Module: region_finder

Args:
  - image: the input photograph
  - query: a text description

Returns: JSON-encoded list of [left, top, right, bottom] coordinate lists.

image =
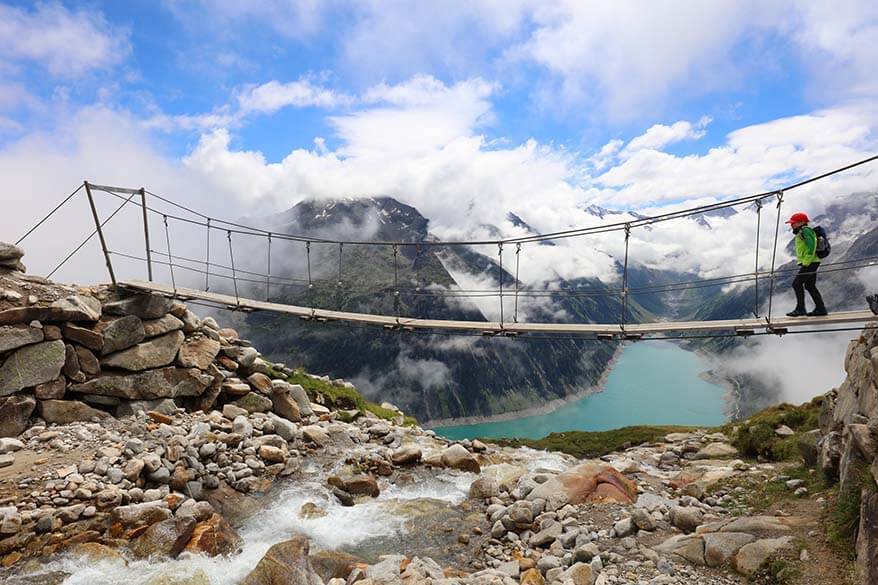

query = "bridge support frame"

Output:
[[83, 181, 117, 286]]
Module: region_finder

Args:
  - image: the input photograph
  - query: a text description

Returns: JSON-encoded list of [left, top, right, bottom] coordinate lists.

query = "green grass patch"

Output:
[[286, 369, 417, 424], [489, 425, 700, 459], [718, 465, 827, 516], [826, 468, 876, 559], [723, 397, 822, 461]]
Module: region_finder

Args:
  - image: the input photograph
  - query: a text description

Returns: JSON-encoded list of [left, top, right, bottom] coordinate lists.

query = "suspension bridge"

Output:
[[15, 155, 878, 341]]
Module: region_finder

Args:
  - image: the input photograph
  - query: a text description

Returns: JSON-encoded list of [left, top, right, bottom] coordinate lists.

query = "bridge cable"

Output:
[[766, 191, 785, 322], [15, 183, 84, 246], [163, 215, 177, 293], [513, 243, 521, 323], [498, 242, 504, 329], [204, 219, 211, 291], [47, 190, 136, 280], [620, 223, 632, 327], [753, 198, 763, 318], [121, 154, 877, 248], [227, 231, 239, 307], [393, 244, 400, 318], [306, 241, 314, 313], [337, 242, 344, 311], [266, 233, 272, 302]]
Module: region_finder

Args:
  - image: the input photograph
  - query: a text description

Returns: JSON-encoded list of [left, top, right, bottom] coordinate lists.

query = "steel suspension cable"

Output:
[[337, 242, 343, 310], [163, 215, 177, 292], [47, 190, 136, 279], [514, 243, 521, 323], [498, 242, 504, 328], [16, 184, 84, 246], [266, 233, 272, 301], [620, 224, 631, 326], [227, 231, 239, 306], [753, 199, 763, 317], [102, 154, 878, 248], [766, 191, 785, 321], [306, 241, 314, 311], [204, 219, 211, 291], [393, 244, 400, 317]]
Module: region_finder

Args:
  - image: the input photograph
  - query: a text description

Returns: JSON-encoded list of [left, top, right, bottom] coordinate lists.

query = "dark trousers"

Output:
[[792, 263, 825, 311]]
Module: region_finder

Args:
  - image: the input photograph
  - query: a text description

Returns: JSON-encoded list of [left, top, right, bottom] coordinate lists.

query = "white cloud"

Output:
[[0, 107, 219, 285], [0, 3, 130, 77], [331, 76, 497, 157], [725, 328, 854, 405], [179, 75, 878, 297], [144, 77, 353, 132], [790, 1, 878, 100], [624, 117, 711, 153], [237, 79, 354, 114], [4, 77, 877, 328]]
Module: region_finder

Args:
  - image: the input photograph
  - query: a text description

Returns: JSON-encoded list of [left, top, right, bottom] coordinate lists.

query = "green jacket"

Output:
[[795, 225, 819, 267]]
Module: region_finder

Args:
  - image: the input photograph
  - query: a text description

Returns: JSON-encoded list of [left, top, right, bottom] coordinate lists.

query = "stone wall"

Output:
[[0, 241, 310, 438], [818, 326, 878, 584]]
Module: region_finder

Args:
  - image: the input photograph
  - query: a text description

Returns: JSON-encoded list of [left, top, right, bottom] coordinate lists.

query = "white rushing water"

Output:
[[27, 449, 572, 584], [41, 468, 475, 584]]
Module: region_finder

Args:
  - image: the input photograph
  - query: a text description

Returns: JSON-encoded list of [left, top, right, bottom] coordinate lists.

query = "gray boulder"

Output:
[[0, 340, 65, 396], [732, 537, 794, 576], [286, 383, 313, 417], [232, 392, 273, 414], [0, 395, 35, 437], [74, 345, 101, 375], [0, 243, 24, 262], [242, 535, 322, 585], [670, 506, 703, 533], [99, 315, 145, 355], [38, 399, 111, 424], [142, 314, 184, 338], [61, 323, 103, 351], [177, 336, 220, 370], [0, 295, 101, 325], [101, 330, 184, 371], [0, 323, 44, 353], [70, 367, 212, 400], [104, 292, 174, 320], [703, 532, 756, 567]]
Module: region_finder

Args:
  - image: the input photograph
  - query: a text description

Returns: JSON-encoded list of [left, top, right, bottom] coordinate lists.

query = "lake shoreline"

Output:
[[692, 347, 739, 421], [423, 344, 626, 429]]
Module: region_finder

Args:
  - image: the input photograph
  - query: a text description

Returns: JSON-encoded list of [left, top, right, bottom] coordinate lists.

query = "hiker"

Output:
[[785, 212, 827, 317]]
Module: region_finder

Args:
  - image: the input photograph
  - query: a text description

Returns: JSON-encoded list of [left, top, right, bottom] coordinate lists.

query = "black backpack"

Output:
[[813, 225, 831, 259]]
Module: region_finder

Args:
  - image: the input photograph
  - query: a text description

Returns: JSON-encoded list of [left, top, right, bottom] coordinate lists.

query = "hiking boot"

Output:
[[868, 294, 878, 315], [786, 309, 807, 317], [807, 307, 828, 317]]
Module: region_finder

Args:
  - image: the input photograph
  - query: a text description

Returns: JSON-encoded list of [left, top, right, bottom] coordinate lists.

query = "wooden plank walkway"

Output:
[[120, 280, 878, 337]]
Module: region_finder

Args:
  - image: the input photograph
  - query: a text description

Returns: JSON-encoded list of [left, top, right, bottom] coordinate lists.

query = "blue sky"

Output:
[[1, 0, 877, 283]]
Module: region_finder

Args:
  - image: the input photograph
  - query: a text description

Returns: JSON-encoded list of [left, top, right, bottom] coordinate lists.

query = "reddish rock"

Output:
[[528, 461, 637, 508], [241, 535, 322, 585], [184, 513, 243, 557]]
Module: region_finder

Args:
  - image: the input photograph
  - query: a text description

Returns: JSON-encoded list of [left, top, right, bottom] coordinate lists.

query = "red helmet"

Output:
[[785, 212, 809, 225]]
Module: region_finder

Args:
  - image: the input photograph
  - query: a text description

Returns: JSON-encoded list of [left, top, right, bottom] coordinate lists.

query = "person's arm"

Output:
[[801, 227, 817, 266]]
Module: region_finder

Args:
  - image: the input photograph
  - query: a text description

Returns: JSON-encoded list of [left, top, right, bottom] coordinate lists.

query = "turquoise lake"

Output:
[[434, 341, 727, 440]]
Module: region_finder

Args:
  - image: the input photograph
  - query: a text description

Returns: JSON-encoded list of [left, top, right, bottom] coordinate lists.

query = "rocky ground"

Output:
[[0, 241, 862, 584], [0, 393, 844, 585]]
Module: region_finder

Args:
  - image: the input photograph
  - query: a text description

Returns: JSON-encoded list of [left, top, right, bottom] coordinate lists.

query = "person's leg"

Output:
[[788, 268, 807, 316], [803, 264, 826, 315], [868, 293, 878, 315]]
